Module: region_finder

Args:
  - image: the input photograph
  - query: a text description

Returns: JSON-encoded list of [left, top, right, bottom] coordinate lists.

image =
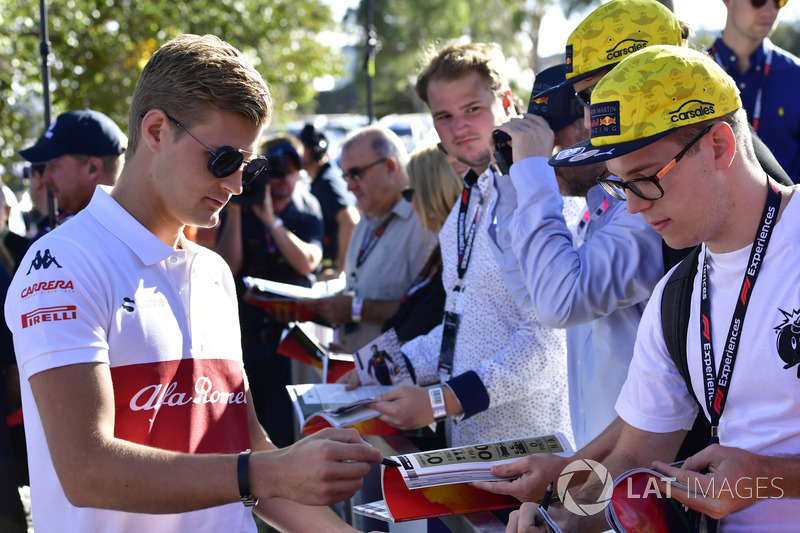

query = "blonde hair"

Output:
[[128, 34, 272, 155], [407, 143, 462, 232]]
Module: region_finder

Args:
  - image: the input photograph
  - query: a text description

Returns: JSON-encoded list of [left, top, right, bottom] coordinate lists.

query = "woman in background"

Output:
[[381, 142, 462, 342]]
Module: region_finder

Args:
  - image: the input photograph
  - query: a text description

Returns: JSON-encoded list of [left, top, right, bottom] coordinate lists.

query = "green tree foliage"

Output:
[[0, 0, 345, 184], [347, 0, 599, 117]]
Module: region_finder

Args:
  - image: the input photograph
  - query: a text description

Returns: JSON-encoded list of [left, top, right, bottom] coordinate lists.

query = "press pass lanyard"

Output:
[[356, 214, 394, 269], [437, 170, 481, 377], [699, 180, 781, 444], [454, 171, 481, 294], [712, 42, 773, 133]]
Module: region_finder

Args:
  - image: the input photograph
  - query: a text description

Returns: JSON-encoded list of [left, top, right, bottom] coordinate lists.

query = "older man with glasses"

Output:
[[304, 125, 435, 351], [710, 0, 800, 183]]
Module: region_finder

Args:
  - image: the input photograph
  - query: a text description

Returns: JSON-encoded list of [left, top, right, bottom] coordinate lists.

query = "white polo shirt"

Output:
[[6, 186, 255, 533]]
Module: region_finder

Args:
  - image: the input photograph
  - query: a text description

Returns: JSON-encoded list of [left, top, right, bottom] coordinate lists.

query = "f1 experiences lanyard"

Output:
[[700, 179, 781, 444], [712, 42, 774, 133]]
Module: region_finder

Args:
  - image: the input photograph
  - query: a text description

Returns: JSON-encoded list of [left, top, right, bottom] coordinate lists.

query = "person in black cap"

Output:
[[18, 109, 126, 217], [298, 123, 359, 279], [216, 134, 323, 447], [472, 62, 665, 503]]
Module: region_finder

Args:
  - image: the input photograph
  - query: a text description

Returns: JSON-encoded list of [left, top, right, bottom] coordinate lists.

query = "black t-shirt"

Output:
[[218, 186, 323, 330], [309, 162, 356, 267]]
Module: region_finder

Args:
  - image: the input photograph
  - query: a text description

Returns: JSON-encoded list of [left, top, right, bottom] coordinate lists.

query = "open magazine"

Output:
[[242, 275, 345, 326], [353, 434, 573, 523], [276, 325, 353, 383], [285, 383, 401, 435], [605, 464, 716, 533]]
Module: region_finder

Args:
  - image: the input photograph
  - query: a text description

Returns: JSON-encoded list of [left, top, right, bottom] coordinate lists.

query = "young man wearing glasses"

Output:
[[710, 0, 800, 183], [509, 45, 800, 533], [5, 34, 382, 533], [304, 125, 434, 351]]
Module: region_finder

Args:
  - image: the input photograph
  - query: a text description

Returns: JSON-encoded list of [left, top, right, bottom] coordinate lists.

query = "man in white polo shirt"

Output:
[[6, 33, 381, 533]]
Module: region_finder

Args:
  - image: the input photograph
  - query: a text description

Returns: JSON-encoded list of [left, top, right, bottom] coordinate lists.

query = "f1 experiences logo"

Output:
[[556, 459, 613, 516]]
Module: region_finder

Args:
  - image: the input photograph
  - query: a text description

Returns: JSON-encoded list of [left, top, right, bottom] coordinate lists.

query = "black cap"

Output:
[[19, 109, 126, 164]]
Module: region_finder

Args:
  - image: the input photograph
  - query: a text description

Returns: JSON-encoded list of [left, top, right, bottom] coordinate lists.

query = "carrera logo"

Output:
[[606, 39, 648, 60], [21, 279, 74, 299], [21, 305, 77, 328], [669, 100, 716, 122], [26, 249, 62, 275]]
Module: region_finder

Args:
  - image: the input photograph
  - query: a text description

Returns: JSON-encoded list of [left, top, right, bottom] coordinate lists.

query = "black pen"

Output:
[[381, 457, 401, 467], [540, 481, 554, 511]]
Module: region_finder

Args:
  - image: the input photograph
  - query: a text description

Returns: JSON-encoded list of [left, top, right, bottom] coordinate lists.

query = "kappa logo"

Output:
[[774, 308, 800, 378], [669, 100, 716, 123], [26, 249, 62, 275]]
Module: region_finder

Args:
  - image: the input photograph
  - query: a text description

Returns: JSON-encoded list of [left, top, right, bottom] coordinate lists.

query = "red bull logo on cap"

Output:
[[590, 102, 621, 138]]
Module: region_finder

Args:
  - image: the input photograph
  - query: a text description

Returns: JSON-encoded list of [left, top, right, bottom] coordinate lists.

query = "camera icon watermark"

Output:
[[556, 459, 613, 516]]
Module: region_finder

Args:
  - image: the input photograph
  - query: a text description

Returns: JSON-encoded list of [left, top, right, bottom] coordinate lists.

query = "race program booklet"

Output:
[[393, 433, 573, 489], [285, 383, 400, 435], [605, 464, 714, 533]]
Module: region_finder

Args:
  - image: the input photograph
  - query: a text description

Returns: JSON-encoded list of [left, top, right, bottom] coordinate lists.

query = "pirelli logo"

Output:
[[21, 305, 77, 328]]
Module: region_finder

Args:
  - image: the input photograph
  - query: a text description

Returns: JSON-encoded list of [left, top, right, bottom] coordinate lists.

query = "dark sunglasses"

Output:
[[342, 157, 387, 181], [401, 187, 415, 202], [141, 112, 267, 184], [751, 0, 787, 8], [597, 123, 715, 201], [575, 86, 594, 108]]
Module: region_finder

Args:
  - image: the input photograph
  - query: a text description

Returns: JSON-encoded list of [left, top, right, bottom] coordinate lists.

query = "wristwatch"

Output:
[[238, 451, 258, 507], [351, 296, 363, 323], [428, 385, 447, 421]]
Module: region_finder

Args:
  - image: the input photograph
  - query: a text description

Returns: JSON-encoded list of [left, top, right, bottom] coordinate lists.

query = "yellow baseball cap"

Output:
[[550, 45, 742, 167], [534, 0, 682, 99]]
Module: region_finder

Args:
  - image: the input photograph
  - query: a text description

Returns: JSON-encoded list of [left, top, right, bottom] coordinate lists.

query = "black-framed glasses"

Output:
[[575, 85, 594, 108], [401, 187, 415, 202], [342, 157, 387, 181], [142, 112, 267, 184], [597, 123, 715, 201], [751, 0, 787, 8]]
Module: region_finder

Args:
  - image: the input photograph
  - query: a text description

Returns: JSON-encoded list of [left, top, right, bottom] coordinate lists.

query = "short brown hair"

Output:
[[127, 34, 272, 155], [415, 42, 509, 105]]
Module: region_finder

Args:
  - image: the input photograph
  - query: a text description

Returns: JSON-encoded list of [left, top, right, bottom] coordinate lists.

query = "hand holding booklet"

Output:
[[353, 433, 573, 523], [285, 328, 415, 436], [285, 383, 400, 435]]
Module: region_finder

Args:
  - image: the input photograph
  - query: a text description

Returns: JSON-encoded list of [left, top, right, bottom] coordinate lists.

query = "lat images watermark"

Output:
[[556, 459, 786, 517]]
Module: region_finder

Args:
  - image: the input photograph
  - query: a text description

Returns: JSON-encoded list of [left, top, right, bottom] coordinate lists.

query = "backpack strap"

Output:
[[660, 244, 703, 410]]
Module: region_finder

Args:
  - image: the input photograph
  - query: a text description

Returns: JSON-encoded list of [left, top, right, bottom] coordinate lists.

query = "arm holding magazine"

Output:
[[653, 444, 800, 520]]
